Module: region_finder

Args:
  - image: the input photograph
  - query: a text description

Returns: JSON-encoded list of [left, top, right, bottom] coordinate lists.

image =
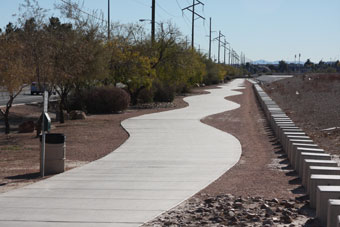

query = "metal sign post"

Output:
[[40, 91, 48, 177]]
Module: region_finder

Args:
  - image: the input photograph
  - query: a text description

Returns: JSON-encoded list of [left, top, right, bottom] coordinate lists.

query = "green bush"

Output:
[[67, 91, 87, 112], [153, 82, 175, 102], [203, 72, 220, 85], [137, 88, 154, 104], [84, 87, 130, 114]]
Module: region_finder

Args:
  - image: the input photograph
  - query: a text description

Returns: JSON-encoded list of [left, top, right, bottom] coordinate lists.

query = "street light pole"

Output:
[[108, 0, 110, 40], [209, 17, 212, 60], [151, 0, 155, 45]]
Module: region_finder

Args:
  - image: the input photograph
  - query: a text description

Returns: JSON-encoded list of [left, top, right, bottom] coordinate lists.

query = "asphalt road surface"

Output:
[[0, 87, 57, 107], [254, 74, 293, 84]]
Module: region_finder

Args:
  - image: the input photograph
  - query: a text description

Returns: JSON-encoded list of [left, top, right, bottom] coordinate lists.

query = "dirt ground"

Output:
[[199, 81, 301, 199], [263, 73, 340, 156]]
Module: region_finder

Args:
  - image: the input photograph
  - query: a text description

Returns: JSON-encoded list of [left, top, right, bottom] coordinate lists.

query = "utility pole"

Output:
[[228, 44, 231, 65], [182, 0, 205, 50], [218, 31, 221, 63], [185, 36, 188, 49], [221, 38, 229, 65], [209, 17, 212, 60], [231, 49, 234, 65], [213, 31, 225, 63], [223, 39, 226, 64], [151, 0, 155, 45], [108, 0, 110, 40], [299, 53, 301, 72]]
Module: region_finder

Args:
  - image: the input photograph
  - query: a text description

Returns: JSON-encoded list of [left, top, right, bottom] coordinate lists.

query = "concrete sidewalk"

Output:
[[0, 79, 245, 226]]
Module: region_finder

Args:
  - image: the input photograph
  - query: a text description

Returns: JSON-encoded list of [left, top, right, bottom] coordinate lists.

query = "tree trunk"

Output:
[[59, 99, 65, 124], [4, 113, 10, 134], [3, 97, 13, 134]]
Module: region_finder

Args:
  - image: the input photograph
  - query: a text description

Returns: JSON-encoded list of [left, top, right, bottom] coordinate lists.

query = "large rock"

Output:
[[69, 110, 86, 120], [56, 110, 69, 121], [18, 121, 35, 133]]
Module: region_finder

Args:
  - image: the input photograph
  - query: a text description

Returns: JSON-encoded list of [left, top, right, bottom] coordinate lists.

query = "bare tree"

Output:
[[0, 24, 34, 134]]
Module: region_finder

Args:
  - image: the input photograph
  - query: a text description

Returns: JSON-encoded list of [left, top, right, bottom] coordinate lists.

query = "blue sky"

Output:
[[0, 0, 339, 63]]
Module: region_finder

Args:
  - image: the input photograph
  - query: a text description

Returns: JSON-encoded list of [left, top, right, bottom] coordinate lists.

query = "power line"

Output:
[[175, 0, 182, 9], [175, 0, 191, 29], [156, 2, 177, 18], [213, 31, 225, 63], [182, 13, 193, 29], [182, 0, 205, 49], [130, 0, 150, 8], [59, 0, 106, 24]]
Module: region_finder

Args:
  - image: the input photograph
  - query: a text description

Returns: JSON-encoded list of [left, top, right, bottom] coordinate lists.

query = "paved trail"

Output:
[[0, 79, 245, 226]]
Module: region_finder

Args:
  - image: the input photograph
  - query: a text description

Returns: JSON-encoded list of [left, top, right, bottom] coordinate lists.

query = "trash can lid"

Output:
[[40, 133, 66, 144]]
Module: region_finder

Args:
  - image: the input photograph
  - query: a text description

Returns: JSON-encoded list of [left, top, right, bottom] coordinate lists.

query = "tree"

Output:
[[46, 17, 108, 122], [278, 60, 288, 73], [304, 59, 313, 67], [0, 25, 34, 133], [107, 38, 155, 105]]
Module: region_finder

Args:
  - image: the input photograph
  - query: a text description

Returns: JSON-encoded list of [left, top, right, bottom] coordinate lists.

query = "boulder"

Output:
[[69, 110, 86, 120], [18, 121, 35, 133], [56, 110, 69, 121]]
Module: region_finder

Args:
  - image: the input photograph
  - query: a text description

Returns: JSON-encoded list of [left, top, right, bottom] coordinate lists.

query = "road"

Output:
[[253, 74, 293, 84], [0, 87, 57, 107]]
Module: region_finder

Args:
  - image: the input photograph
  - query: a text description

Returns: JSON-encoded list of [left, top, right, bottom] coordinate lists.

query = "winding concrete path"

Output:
[[0, 79, 245, 226]]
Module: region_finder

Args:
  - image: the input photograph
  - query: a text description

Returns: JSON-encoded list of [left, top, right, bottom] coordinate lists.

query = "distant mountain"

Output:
[[252, 60, 279, 65], [252, 60, 304, 65]]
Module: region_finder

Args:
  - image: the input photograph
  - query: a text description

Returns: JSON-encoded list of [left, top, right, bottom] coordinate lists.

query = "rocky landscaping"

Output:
[[144, 194, 320, 227]]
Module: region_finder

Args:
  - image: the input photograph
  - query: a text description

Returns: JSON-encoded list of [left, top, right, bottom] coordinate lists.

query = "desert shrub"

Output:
[[180, 84, 191, 94], [203, 72, 220, 85], [67, 91, 87, 112], [84, 87, 130, 114], [326, 67, 336, 73], [153, 82, 175, 102], [137, 88, 154, 104]]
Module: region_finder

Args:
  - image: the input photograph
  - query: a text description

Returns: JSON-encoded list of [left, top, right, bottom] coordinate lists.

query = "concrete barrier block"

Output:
[[275, 124, 297, 139], [316, 186, 340, 226], [310, 175, 340, 208], [295, 147, 324, 172], [284, 135, 310, 152], [327, 199, 340, 227], [271, 117, 292, 127], [288, 139, 314, 156], [271, 114, 288, 118], [275, 126, 298, 138], [304, 165, 340, 188], [279, 129, 304, 149], [282, 132, 306, 149], [272, 121, 294, 134], [289, 143, 318, 167], [298, 150, 328, 176], [303, 160, 338, 188]]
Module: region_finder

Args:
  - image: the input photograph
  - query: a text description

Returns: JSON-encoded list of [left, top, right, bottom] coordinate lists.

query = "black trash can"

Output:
[[41, 133, 66, 174]]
